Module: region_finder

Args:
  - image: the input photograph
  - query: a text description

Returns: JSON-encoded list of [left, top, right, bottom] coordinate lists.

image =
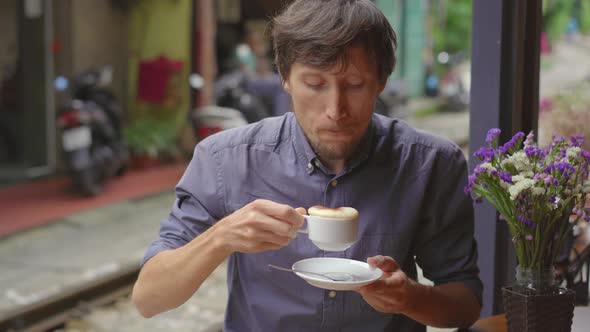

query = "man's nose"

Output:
[[325, 86, 348, 120]]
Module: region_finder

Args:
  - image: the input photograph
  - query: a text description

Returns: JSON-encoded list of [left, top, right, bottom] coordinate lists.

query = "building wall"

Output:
[[127, 0, 192, 120], [0, 0, 18, 75], [52, 0, 129, 104], [376, 0, 426, 97], [71, 1, 129, 103]]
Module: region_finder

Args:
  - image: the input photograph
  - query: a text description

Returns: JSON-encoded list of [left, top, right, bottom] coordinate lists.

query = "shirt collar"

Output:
[[291, 113, 375, 174]]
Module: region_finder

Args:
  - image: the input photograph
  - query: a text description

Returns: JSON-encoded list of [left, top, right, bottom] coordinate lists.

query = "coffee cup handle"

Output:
[[297, 215, 310, 234]]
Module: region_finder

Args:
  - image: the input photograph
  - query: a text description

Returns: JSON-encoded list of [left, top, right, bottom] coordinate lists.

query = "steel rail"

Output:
[[0, 265, 139, 332]]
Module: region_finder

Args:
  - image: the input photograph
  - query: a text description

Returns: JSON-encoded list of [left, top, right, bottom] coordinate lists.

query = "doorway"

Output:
[[0, 0, 55, 184]]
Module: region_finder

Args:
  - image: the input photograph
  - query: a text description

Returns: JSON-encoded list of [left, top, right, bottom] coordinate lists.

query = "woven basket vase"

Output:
[[502, 286, 576, 332]]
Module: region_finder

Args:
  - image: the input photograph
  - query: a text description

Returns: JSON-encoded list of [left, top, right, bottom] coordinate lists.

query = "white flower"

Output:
[[512, 175, 525, 183], [566, 147, 581, 160], [531, 187, 545, 196], [508, 178, 535, 200], [552, 196, 562, 210], [479, 162, 496, 175], [503, 151, 533, 173]]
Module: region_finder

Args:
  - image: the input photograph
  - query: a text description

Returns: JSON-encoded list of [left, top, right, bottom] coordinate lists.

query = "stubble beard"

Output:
[[309, 136, 360, 162]]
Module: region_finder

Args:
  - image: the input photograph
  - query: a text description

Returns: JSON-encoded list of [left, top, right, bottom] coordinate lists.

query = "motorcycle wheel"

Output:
[[114, 144, 130, 177], [74, 168, 103, 196]]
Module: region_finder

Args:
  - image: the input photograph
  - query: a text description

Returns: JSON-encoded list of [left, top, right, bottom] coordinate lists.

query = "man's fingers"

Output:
[[367, 255, 399, 272], [295, 207, 307, 215], [249, 213, 294, 237], [250, 199, 304, 227], [246, 229, 291, 247]]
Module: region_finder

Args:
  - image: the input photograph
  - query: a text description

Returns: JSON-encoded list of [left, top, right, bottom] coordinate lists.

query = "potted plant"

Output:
[[465, 128, 590, 332], [123, 116, 182, 169]]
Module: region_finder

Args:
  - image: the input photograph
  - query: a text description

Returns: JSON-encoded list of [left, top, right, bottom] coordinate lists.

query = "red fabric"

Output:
[[137, 55, 183, 104]]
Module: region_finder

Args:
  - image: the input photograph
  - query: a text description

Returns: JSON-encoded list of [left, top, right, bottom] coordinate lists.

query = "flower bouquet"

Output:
[[466, 129, 590, 272], [465, 129, 590, 331]]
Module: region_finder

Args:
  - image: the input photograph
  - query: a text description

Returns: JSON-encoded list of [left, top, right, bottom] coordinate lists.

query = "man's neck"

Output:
[[319, 158, 346, 174]]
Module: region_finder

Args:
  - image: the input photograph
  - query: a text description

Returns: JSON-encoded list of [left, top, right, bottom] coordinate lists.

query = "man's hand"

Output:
[[356, 255, 481, 328], [213, 199, 306, 254], [356, 255, 418, 314]]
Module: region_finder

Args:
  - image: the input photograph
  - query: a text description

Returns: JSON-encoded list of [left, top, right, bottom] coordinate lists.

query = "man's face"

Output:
[[283, 47, 385, 164]]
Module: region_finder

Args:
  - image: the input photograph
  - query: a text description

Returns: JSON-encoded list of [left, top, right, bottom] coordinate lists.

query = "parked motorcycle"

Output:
[[374, 79, 408, 119], [214, 71, 272, 123], [188, 73, 249, 142], [438, 51, 470, 112], [55, 66, 129, 196]]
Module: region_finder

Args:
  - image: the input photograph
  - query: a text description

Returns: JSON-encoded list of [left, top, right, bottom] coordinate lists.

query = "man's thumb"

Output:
[[295, 207, 307, 215]]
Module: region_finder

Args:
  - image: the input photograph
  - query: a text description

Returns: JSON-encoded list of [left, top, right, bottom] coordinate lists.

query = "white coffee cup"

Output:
[[298, 206, 359, 251]]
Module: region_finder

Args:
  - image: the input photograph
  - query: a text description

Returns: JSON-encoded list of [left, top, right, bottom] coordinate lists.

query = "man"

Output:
[[132, 1, 482, 331]]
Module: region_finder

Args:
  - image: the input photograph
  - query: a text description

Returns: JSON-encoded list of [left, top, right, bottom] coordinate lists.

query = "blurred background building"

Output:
[[0, 0, 435, 184]]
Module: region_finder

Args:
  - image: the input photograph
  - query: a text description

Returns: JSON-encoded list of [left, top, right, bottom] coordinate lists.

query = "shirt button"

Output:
[[331, 180, 338, 187], [328, 291, 337, 298], [307, 162, 313, 169]]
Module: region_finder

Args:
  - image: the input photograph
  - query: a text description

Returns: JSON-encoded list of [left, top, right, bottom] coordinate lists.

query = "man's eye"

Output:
[[305, 82, 324, 90], [347, 82, 364, 89]]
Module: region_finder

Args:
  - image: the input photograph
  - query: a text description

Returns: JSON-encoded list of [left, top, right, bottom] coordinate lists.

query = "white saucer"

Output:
[[292, 257, 383, 291]]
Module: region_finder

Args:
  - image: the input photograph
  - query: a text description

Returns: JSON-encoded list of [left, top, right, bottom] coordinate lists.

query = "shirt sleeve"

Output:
[[414, 147, 483, 305], [141, 141, 226, 266]]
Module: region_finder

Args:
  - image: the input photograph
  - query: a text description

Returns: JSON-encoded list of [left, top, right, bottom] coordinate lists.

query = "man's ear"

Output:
[[282, 78, 291, 93], [377, 81, 386, 95]]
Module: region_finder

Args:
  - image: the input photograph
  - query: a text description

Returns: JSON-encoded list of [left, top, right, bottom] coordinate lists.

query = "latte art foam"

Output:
[[308, 206, 358, 220]]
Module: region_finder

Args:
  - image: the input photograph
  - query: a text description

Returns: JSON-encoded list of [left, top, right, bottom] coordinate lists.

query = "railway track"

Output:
[[0, 266, 139, 332]]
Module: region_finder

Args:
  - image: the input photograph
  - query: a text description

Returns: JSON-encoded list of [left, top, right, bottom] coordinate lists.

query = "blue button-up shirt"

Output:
[[143, 112, 482, 332]]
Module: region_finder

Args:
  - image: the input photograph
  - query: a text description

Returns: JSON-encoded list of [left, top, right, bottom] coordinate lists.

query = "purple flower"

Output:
[[499, 171, 512, 184], [553, 135, 565, 144], [555, 162, 576, 178], [524, 131, 535, 147], [463, 186, 470, 195], [464, 175, 477, 194], [486, 128, 501, 144], [518, 215, 535, 229], [474, 165, 486, 175], [560, 147, 567, 158], [543, 175, 554, 185], [499, 214, 506, 221], [570, 134, 585, 147], [524, 146, 541, 158], [499, 132, 525, 154], [525, 234, 534, 241], [546, 162, 576, 178], [582, 150, 590, 162], [550, 195, 557, 203], [474, 147, 495, 162]]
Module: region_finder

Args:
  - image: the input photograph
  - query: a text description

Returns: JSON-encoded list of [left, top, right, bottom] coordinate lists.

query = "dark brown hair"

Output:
[[270, 0, 397, 84]]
